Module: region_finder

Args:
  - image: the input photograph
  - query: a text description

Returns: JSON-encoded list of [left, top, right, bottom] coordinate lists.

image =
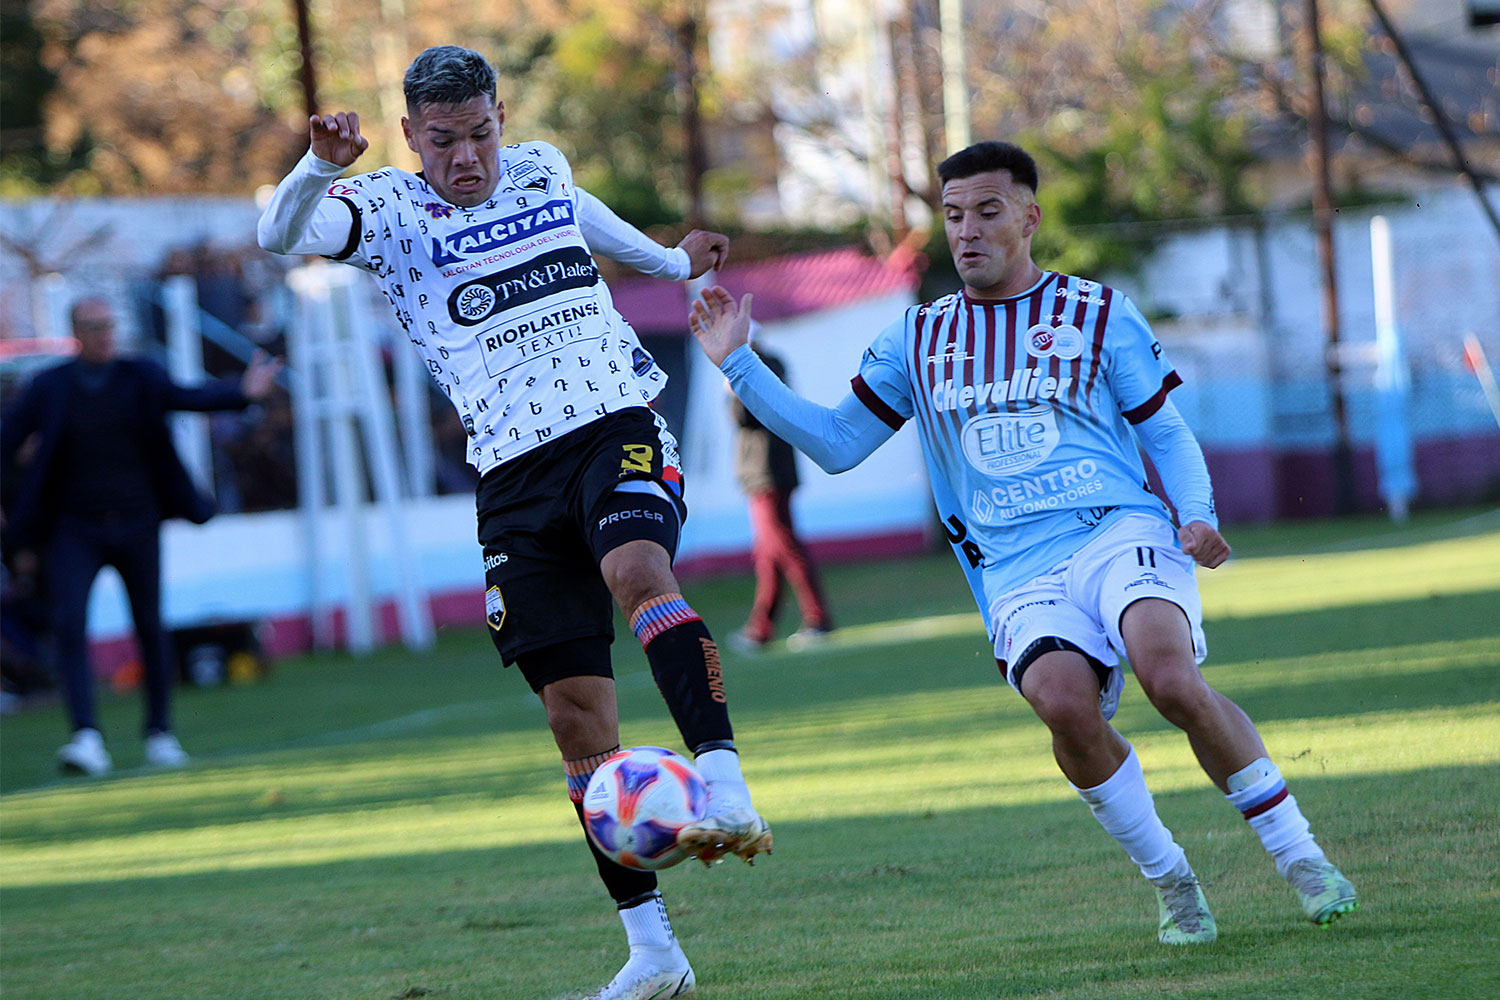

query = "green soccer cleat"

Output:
[[1284, 858, 1358, 926], [1151, 871, 1218, 945]]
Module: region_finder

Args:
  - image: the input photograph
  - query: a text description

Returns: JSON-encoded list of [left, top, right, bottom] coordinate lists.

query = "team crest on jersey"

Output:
[[485, 586, 506, 631], [1025, 323, 1085, 361], [507, 160, 553, 193]]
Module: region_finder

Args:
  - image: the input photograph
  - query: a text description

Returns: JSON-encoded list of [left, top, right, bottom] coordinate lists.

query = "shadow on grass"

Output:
[[6, 586, 1494, 846], [1204, 589, 1500, 658], [0, 765, 1493, 1000]]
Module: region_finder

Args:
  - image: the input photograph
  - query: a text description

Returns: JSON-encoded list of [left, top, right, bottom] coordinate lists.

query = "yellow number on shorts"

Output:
[[621, 444, 654, 474]]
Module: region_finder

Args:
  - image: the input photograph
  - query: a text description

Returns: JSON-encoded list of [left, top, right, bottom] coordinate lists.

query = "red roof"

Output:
[[610, 245, 922, 335]]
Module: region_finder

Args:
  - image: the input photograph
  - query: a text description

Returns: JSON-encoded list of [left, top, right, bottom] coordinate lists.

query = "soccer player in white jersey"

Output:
[[257, 45, 769, 1000], [689, 141, 1357, 945]]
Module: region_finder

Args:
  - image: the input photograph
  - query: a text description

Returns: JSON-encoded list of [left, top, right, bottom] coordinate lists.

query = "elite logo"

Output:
[[960, 405, 1061, 477]]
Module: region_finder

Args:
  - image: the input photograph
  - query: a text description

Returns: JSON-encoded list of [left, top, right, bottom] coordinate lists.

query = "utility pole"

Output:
[[906, 0, 945, 214], [1302, 0, 1355, 513], [674, 12, 707, 230], [374, 0, 418, 170], [856, 0, 892, 230], [938, 0, 970, 154], [291, 0, 319, 119], [1367, 0, 1500, 242]]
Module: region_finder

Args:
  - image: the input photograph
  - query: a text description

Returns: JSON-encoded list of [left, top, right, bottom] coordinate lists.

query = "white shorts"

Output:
[[988, 513, 1207, 719]]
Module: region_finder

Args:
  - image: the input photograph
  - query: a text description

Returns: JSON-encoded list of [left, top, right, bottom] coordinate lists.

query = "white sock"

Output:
[[619, 891, 676, 951], [693, 747, 751, 812], [1072, 746, 1189, 881], [1224, 759, 1323, 874]]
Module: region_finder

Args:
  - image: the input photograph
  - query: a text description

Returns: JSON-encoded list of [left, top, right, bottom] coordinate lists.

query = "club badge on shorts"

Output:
[[485, 585, 506, 631]]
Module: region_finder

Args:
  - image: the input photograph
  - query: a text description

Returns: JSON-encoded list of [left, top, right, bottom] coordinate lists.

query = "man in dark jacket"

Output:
[[0, 297, 280, 775], [728, 345, 833, 651]]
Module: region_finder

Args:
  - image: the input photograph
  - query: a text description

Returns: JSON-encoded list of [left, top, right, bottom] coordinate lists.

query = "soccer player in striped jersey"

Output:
[[689, 141, 1356, 944]]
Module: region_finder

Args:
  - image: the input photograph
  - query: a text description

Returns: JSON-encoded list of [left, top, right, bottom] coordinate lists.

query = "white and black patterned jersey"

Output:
[[322, 141, 673, 474]]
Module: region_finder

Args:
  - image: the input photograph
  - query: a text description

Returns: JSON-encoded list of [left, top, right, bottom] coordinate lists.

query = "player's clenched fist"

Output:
[[1179, 520, 1231, 569], [309, 112, 369, 167]]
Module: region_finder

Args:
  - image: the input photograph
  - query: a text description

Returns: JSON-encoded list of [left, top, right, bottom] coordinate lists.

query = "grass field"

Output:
[[2, 508, 1498, 999]]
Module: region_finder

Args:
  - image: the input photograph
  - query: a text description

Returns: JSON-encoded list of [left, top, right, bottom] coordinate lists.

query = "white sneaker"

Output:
[[785, 625, 833, 651], [58, 728, 112, 776], [587, 945, 695, 999], [677, 805, 773, 865], [144, 732, 190, 768]]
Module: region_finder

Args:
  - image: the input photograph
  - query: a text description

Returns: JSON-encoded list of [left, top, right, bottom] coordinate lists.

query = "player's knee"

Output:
[[1031, 690, 1105, 736], [541, 689, 612, 749], [1137, 666, 1212, 724], [1021, 662, 1104, 734], [599, 542, 678, 614]]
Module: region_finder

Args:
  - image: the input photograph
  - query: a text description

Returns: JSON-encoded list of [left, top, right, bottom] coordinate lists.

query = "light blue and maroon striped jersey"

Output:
[[852, 271, 1183, 631]]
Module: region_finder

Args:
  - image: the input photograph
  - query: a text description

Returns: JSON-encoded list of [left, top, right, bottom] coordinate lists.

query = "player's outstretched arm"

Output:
[[574, 188, 719, 281], [256, 112, 366, 257], [689, 286, 752, 366], [690, 286, 893, 474]]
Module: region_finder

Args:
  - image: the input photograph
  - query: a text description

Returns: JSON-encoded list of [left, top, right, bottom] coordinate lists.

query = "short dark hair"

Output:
[[937, 141, 1039, 193], [403, 45, 497, 112]]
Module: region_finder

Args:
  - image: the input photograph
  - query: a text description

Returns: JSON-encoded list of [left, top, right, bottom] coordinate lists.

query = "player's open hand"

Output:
[[678, 229, 729, 278], [689, 286, 753, 367], [241, 350, 284, 401], [309, 112, 369, 168], [1179, 520, 1230, 569]]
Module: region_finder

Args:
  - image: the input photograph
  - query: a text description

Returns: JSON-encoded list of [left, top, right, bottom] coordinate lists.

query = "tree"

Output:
[[9, 0, 711, 233]]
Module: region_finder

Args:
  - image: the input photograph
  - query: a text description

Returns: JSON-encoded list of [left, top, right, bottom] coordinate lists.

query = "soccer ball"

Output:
[[583, 746, 708, 871]]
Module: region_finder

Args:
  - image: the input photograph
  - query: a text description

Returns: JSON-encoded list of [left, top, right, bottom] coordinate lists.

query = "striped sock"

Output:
[[1225, 759, 1322, 874], [566, 746, 658, 903], [565, 746, 621, 804], [629, 593, 733, 753], [630, 593, 701, 647]]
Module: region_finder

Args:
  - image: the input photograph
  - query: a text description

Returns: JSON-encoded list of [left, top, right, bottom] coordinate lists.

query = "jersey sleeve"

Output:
[[323, 171, 397, 270], [1104, 294, 1183, 424], [851, 315, 915, 430], [575, 187, 690, 279], [255, 149, 359, 258]]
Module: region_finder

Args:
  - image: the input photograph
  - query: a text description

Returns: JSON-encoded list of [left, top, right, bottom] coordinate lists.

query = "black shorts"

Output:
[[476, 406, 688, 672]]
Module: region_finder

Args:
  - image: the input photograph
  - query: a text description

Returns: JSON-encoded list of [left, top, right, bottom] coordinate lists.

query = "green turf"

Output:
[[2, 507, 1498, 999]]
